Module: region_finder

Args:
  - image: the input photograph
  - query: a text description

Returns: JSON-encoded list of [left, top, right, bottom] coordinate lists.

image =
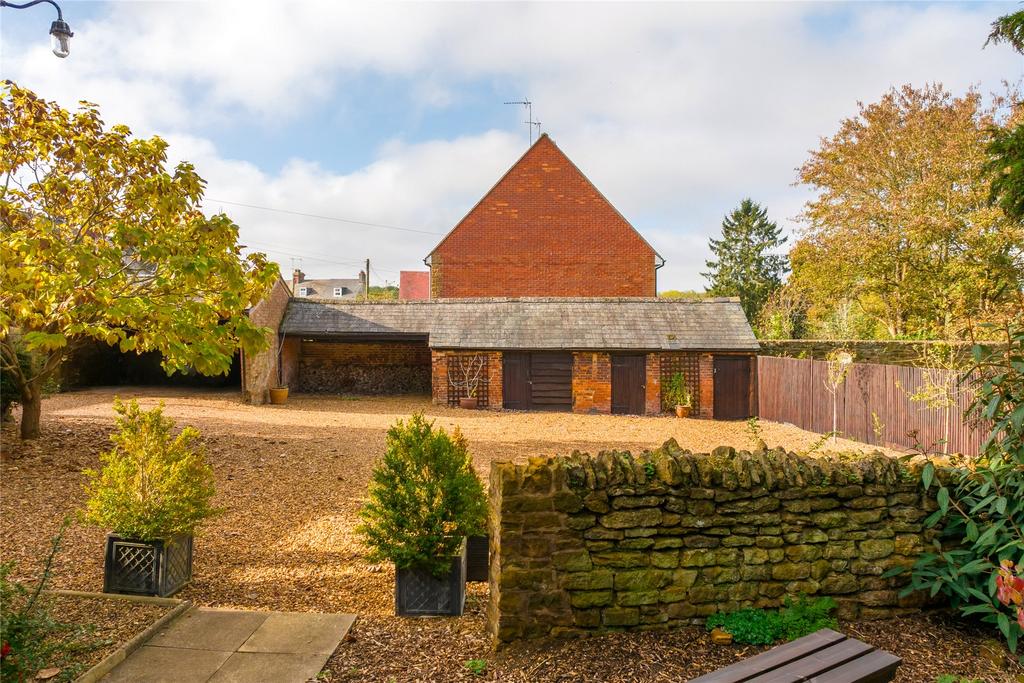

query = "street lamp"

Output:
[[0, 0, 73, 58]]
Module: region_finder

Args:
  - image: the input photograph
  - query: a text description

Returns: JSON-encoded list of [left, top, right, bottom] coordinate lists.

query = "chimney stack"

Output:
[[292, 268, 305, 291]]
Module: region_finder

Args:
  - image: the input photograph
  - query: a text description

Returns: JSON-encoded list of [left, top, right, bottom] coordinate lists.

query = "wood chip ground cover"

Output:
[[1, 388, 1019, 682], [8, 594, 170, 682]]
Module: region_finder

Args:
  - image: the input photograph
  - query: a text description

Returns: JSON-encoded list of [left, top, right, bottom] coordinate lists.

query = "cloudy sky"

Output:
[[2, 1, 1020, 291]]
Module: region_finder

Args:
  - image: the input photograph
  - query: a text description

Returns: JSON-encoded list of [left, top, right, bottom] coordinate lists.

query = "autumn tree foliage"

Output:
[[0, 83, 278, 439], [986, 9, 1024, 226], [703, 199, 788, 323], [792, 84, 1024, 340]]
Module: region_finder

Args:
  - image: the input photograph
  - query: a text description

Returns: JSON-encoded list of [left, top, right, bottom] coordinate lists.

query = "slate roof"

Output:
[[281, 298, 759, 351]]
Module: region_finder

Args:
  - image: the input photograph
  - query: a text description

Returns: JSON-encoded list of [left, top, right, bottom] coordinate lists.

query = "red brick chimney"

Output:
[[292, 268, 305, 292]]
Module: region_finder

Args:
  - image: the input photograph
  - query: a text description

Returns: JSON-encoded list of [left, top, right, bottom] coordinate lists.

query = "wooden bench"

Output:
[[689, 628, 901, 683]]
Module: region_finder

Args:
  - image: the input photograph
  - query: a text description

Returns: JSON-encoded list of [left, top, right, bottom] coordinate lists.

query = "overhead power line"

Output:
[[242, 241, 405, 276], [206, 198, 441, 235]]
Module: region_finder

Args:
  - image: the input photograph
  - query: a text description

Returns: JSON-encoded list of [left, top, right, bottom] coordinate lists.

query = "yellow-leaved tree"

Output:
[[791, 84, 1024, 340], [1, 83, 278, 439]]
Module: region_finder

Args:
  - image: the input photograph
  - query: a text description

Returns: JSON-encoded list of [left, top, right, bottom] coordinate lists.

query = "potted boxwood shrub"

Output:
[[82, 399, 217, 597], [358, 413, 487, 616], [664, 372, 693, 418]]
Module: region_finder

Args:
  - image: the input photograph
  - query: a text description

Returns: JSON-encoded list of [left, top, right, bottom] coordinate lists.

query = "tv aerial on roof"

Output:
[[504, 99, 541, 145]]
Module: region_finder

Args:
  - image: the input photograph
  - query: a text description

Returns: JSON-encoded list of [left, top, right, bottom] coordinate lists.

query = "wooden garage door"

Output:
[[528, 353, 573, 411], [611, 355, 646, 415], [502, 352, 572, 411], [502, 352, 530, 410], [714, 356, 752, 420]]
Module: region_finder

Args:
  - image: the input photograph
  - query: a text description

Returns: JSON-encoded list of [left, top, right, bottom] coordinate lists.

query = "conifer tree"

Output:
[[702, 199, 788, 322]]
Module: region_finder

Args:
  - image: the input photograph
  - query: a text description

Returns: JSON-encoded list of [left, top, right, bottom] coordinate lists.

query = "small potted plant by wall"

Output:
[[664, 372, 693, 418], [269, 333, 289, 405], [83, 399, 217, 597], [450, 355, 485, 409], [358, 413, 487, 616], [269, 385, 289, 405]]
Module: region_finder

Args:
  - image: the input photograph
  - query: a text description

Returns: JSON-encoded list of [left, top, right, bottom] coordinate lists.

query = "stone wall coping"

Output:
[[493, 440, 932, 494]]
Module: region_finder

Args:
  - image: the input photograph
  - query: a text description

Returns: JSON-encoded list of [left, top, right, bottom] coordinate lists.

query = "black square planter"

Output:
[[103, 533, 193, 597], [466, 535, 489, 583], [395, 538, 466, 616]]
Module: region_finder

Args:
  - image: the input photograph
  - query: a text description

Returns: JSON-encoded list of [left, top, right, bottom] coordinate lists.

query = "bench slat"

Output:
[[741, 638, 875, 682], [805, 650, 902, 683], [687, 629, 847, 683]]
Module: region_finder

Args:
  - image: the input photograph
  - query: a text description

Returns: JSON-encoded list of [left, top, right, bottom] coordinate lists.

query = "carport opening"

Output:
[[62, 342, 240, 390]]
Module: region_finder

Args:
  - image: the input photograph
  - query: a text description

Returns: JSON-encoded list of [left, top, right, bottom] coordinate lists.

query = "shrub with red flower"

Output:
[[997, 560, 1024, 631]]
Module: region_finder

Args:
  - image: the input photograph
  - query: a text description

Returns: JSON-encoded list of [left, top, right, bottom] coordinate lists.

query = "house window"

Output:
[[333, 287, 342, 297], [299, 287, 308, 296]]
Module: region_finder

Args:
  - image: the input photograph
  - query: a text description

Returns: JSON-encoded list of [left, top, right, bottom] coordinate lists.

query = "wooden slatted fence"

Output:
[[757, 355, 987, 456]]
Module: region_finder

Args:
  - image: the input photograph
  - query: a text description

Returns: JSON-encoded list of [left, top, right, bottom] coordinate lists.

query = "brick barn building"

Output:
[[242, 135, 759, 418], [426, 134, 664, 298]]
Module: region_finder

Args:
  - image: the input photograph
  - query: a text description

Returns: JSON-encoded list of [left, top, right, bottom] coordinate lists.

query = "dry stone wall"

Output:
[[487, 441, 936, 645]]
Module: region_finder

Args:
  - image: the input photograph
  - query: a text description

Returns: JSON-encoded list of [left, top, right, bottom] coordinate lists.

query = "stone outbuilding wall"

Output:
[[241, 277, 293, 404], [487, 442, 935, 645]]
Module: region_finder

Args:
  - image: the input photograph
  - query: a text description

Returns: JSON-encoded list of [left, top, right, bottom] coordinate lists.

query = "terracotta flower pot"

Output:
[[459, 397, 478, 410], [269, 387, 289, 405], [710, 627, 733, 645], [675, 405, 691, 418]]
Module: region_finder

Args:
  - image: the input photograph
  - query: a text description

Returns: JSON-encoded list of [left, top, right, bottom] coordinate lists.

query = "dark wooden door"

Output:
[[611, 354, 646, 415], [714, 356, 751, 420], [502, 352, 530, 409], [528, 352, 572, 411]]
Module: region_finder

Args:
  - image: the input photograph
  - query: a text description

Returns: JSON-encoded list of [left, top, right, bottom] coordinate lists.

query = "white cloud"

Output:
[[2, 0, 1019, 289], [168, 130, 523, 282]]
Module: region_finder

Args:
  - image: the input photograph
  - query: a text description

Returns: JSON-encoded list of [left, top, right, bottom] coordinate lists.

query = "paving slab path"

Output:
[[102, 607, 356, 683]]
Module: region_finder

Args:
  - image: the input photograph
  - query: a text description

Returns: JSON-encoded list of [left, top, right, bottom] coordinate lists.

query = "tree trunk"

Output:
[[19, 379, 42, 440]]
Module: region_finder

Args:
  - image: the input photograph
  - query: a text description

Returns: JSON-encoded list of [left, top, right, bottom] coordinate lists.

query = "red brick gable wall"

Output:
[[399, 271, 430, 300], [429, 135, 658, 298]]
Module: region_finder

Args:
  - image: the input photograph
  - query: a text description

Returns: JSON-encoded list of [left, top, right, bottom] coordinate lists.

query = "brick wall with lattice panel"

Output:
[[659, 352, 701, 414]]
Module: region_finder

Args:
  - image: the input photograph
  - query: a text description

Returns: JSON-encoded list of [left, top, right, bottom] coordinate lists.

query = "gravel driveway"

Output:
[[11, 387, 989, 683]]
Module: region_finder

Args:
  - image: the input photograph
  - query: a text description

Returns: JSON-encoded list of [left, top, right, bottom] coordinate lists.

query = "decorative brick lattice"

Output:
[[659, 352, 700, 413], [446, 354, 490, 408]]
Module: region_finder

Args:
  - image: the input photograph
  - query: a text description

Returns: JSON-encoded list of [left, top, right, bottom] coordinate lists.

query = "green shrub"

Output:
[[82, 399, 217, 541], [898, 319, 1024, 658], [464, 659, 487, 676], [705, 596, 837, 645], [662, 373, 692, 410], [778, 595, 838, 641], [357, 413, 487, 577], [1, 522, 94, 682], [706, 607, 780, 645]]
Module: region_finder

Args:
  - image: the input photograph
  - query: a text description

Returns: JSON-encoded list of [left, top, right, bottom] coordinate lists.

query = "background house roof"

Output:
[[281, 298, 758, 351], [294, 278, 364, 298]]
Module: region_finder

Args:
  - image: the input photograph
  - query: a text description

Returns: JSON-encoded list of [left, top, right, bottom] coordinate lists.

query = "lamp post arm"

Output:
[[0, 0, 63, 20]]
